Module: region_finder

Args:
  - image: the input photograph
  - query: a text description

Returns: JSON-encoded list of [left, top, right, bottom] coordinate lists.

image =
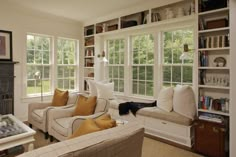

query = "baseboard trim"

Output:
[[144, 133, 195, 152]]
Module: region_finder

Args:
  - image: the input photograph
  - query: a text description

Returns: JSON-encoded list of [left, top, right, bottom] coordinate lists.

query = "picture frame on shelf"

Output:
[[0, 30, 12, 61]]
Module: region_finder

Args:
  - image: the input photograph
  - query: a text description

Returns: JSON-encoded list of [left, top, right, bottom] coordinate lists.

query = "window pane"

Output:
[[56, 38, 77, 91], [58, 66, 63, 78], [139, 66, 145, 80], [35, 50, 42, 64], [146, 82, 153, 96], [172, 48, 182, 64], [113, 66, 118, 78], [119, 80, 124, 92], [42, 80, 50, 93], [114, 79, 118, 92], [119, 67, 124, 79], [43, 66, 50, 79], [27, 80, 35, 94], [27, 35, 35, 49], [164, 48, 172, 64], [26, 34, 52, 95], [163, 66, 171, 82], [133, 66, 138, 80], [146, 66, 153, 81], [138, 81, 145, 95], [27, 50, 34, 63], [172, 66, 181, 83], [43, 51, 50, 64], [109, 67, 113, 78], [162, 29, 193, 87], [183, 66, 193, 83], [64, 67, 69, 78], [132, 81, 138, 94]]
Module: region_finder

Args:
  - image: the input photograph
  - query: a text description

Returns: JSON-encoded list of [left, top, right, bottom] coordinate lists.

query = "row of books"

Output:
[[199, 113, 224, 123], [199, 35, 229, 49], [199, 51, 208, 66], [199, 96, 229, 112]]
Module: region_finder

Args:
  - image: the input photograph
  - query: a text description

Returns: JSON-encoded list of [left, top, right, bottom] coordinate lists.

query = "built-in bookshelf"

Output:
[[84, 25, 95, 92], [197, 0, 230, 122]]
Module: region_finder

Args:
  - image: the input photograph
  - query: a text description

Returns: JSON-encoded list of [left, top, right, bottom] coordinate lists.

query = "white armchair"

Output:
[[48, 98, 109, 141], [28, 93, 78, 139]]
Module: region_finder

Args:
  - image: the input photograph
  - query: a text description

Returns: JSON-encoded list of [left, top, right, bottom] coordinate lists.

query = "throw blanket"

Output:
[[119, 101, 156, 116]]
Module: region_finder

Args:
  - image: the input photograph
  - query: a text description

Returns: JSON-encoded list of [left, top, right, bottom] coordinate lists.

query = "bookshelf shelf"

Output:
[[198, 67, 229, 70], [198, 7, 229, 16], [198, 109, 229, 116], [198, 85, 230, 90], [84, 35, 94, 38], [84, 56, 95, 59], [198, 27, 229, 34], [198, 47, 230, 51]]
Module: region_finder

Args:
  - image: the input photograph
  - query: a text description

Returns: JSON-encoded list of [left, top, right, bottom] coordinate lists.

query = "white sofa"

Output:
[[108, 99, 194, 148], [18, 121, 144, 157]]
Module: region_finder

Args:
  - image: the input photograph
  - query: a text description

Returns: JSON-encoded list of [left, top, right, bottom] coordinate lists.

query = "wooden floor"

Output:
[[29, 128, 203, 157]]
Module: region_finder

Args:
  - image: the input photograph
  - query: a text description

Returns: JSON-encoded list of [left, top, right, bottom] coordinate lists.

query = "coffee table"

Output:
[[0, 114, 36, 152]]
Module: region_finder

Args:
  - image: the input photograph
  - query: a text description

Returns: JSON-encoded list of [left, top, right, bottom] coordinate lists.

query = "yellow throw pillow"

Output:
[[69, 118, 101, 139], [95, 114, 116, 130], [51, 88, 69, 106], [72, 95, 97, 116]]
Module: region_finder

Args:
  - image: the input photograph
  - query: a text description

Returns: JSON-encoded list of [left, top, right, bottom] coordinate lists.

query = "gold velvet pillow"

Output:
[[95, 114, 116, 130], [72, 95, 97, 116], [69, 118, 101, 139], [51, 88, 69, 107]]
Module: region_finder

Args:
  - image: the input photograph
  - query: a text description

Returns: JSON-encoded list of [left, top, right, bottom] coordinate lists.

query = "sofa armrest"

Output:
[[49, 107, 75, 120], [28, 102, 51, 114], [71, 112, 105, 133]]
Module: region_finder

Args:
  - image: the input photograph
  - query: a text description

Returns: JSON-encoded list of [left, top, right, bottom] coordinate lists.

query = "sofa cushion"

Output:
[[52, 117, 72, 137], [95, 114, 116, 129], [69, 118, 102, 139], [137, 107, 192, 126], [87, 80, 97, 96], [72, 95, 97, 116], [95, 82, 114, 100], [157, 87, 174, 112], [173, 85, 196, 120], [94, 98, 109, 113], [66, 93, 78, 105], [51, 88, 69, 107]]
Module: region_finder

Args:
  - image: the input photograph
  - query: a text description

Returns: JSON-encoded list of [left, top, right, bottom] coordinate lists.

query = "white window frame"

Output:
[[26, 33, 53, 97], [24, 33, 79, 99], [161, 28, 194, 87], [56, 37, 78, 91], [130, 34, 155, 97], [106, 38, 125, 93]]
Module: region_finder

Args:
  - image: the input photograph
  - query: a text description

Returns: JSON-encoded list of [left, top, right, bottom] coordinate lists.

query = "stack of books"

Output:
[[199, 113, 223, 123]]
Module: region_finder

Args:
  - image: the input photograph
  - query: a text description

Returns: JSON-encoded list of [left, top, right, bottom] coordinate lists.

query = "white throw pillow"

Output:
[[86, 80, 97, 96], [95, 82, 114, 100], [157, 87, 174, 112], [173, 85, 196, 120]]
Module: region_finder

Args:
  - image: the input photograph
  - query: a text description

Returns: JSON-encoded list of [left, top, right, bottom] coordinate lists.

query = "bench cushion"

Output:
[[109, 99, 192, 126], [137, 107, 192, 126]]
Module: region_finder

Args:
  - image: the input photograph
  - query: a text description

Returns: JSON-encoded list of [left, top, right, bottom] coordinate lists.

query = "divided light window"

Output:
[[57, 38, 77, 90], [107, 39, 125, 93], [131, 34, 154, 96], [162, 29, 194, 87], [26, 34, 51, 95]]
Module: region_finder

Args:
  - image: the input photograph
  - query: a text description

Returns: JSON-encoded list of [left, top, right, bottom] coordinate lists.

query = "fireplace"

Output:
[[0, 61, 17, 115]]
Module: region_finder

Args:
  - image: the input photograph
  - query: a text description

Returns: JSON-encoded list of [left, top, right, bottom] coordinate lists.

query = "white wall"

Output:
[[230, 0, 236, 157], [0, 2, 83, 121]]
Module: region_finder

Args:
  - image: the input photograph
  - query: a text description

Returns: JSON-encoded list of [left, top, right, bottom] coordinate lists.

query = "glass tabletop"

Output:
[[0, 115, 26, 139]]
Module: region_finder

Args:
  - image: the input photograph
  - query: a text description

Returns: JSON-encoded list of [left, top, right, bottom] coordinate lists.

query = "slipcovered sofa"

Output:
[[48, 98, 110, 141], [28, 93, 78, 138], [108, 98, 195, 147], [18, 121, 144, 157]]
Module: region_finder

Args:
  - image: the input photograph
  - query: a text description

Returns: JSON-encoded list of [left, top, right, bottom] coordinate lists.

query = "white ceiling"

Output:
[[5, 0, 155, 23]]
